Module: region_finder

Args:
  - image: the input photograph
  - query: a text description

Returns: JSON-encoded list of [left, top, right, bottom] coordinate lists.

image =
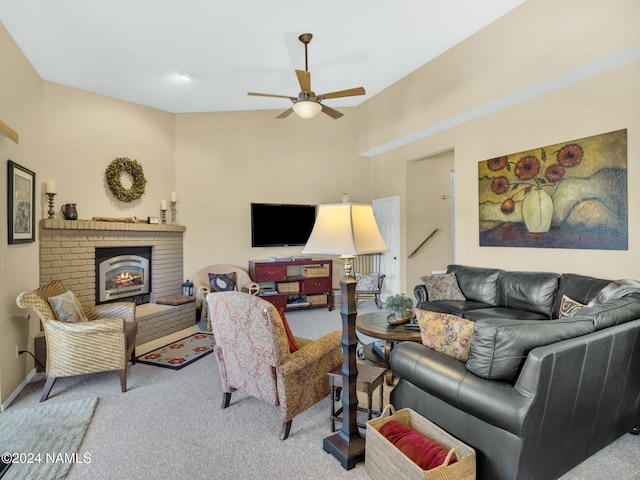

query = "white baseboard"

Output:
[[1, 368, 37, 411]]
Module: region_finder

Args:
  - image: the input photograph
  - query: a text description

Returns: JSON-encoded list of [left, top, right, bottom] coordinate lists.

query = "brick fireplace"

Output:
[[39, 219, 194, 345]]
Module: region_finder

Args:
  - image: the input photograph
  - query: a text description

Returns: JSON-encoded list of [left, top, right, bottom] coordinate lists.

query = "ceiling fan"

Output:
[[248, 33, 366, 119]]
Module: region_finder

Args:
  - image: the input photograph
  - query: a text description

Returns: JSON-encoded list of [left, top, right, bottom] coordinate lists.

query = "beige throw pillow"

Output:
[[415, 309, 474, 362]]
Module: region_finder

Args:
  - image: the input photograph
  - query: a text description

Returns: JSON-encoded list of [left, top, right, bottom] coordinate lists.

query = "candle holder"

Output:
[[161, 208, 167, 224], [170, 201, 177, 225], [46, 193, 57, 219]]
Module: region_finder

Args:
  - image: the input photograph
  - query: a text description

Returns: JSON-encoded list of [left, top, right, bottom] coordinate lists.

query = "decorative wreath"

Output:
[[105, 157, 147, 202]]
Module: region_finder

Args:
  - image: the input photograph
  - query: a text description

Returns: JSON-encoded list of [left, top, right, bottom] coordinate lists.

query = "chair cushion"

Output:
[[379, 420, 456, 470], [208, 272, 237, 292], [356, 272, 379, 291], [47, 290, 88, 323], [415, 309, 474, 362], [421, 273, 466, 301]]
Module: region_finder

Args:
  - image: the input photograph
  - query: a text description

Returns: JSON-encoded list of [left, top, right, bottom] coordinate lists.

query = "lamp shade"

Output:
[[292, 100, 322, 119], [302, 203, 388, 256]]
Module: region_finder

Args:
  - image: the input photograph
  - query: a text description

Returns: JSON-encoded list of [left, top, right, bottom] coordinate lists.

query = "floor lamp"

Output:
[[302, 202, 388, 469]]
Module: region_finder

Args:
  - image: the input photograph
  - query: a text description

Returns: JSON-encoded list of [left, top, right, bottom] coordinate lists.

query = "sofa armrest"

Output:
[[390, 342, 534, 435], [44, 318, 128, 375], [277, 330, 341, 377], [414, 284, 428, 305]]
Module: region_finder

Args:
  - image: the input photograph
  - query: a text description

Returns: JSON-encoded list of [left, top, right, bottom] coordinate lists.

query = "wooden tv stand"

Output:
[[249, 258, 333, 311]]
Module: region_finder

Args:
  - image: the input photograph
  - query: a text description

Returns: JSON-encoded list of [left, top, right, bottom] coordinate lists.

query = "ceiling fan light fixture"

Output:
[[292, 100, 322, 119]]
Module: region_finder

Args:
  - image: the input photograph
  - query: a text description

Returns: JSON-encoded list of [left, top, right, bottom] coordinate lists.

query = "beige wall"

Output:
[[2, 0, 640, 404], [174, 109, 371, 281], [365, 0, 640, 286], [0, 23, 43, 407]]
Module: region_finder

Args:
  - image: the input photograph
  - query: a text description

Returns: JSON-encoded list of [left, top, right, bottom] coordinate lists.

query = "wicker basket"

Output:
[[366, 405, 476, 480], [306, 294, 327, 305], [302, 265, 329, 277], [277, 282, 299, 293]]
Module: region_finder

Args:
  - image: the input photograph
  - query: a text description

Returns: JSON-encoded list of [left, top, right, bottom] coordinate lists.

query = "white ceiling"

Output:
[[0, 0, 526, 114]]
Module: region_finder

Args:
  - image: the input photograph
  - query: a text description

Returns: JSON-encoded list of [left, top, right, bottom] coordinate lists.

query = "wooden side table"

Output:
[[356, 311, 422, 385], [328, 363, 385, 432]]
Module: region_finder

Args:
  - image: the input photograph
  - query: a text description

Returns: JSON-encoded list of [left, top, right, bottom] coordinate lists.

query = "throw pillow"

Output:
[[208, 272, 237, 292], [421, 273, 466, 301], [414, 309, 474, 362], [379, 420, 456, 470], [558, 294, 585, 318], [277, 307, 299, 353], [48, 290, 88, 323], [355, 272, 379, 291]]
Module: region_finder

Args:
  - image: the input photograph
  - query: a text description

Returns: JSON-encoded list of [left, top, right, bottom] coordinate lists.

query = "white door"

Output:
[[373, 196, 400, 300]]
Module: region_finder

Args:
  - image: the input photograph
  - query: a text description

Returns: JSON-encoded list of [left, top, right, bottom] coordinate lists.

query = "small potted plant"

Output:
[[385, 293, 414, 323]]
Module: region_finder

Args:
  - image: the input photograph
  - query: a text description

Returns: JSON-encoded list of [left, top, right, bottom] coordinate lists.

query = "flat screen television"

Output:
[[251, 203, 317, 247]]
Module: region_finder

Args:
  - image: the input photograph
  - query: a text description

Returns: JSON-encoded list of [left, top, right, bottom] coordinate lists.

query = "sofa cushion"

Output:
[[446, 265, 503, 306], [466, 317, 595, 382], [551, 273, 611, 318], [572, 296, 640, 330], [416, 299, 492, 317], [421, 273, 466, 301], [415, 309, 474, 362], [495, 271, 559, 318]]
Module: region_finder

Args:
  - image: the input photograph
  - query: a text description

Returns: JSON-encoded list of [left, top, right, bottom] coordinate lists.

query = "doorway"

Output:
[[373, 196, 400, 300]]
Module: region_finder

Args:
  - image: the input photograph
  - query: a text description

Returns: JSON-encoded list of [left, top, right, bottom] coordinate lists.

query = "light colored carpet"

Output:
[[6, 300, 640, 479], [0, 397, 97, 480]]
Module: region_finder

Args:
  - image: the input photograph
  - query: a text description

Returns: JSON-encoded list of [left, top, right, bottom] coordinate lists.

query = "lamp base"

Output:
[[323, 431, 365, 470]]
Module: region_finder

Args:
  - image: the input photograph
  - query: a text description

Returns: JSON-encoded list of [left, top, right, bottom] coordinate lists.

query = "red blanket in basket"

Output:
[[379, 420, 457, 471]]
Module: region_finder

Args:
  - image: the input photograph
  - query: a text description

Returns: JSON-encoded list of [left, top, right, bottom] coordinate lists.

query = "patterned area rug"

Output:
[[137, 333, 214, 370]]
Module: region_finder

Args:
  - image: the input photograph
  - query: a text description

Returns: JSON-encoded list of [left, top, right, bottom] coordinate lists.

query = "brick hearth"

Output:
[[39, 219, 194, 345]]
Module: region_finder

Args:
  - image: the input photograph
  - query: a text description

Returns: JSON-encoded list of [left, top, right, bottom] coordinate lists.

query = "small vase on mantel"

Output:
[[522, 189, 553, 233]]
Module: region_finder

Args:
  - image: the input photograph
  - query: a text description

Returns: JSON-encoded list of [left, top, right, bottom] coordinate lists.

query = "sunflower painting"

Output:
[[478, 129, 627, 249]]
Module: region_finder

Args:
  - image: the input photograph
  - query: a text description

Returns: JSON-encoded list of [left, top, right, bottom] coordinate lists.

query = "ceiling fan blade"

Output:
[[295, 70, 311, 93], [321, 104, 344, 119], [248, 92, 296, 100], [276, 108, 294, 119], [319, 87, 366, 100]]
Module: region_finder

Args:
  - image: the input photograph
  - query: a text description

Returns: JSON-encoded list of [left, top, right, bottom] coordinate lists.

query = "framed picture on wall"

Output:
[[7, 160, 36, 244]]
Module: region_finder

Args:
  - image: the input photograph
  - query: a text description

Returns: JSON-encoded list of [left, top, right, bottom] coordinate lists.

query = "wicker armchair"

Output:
[[16, 280, 137, 401], [207, 291, 342, 439], [194, 264, 257, 330]]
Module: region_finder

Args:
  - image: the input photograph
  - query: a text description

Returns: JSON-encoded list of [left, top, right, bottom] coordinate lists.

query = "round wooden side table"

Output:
[[355, 311, 422, 385]]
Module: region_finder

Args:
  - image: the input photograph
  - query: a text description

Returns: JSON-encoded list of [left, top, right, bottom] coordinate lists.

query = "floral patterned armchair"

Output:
[[16, 280, 137, 401], [207, 291, 342, 439]]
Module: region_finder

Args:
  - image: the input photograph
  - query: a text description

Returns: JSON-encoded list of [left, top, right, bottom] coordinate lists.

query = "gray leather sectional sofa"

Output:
[[389, 264, 640, 480]]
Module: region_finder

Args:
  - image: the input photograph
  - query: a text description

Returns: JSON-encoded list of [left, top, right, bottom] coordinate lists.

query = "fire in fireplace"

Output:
[[95, 246, 152, 304]]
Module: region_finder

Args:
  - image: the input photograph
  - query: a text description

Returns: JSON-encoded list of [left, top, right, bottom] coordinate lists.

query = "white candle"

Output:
[[170, 192, 177, 202], [160, 200, 167, 210], [46, 179, 56, 194]]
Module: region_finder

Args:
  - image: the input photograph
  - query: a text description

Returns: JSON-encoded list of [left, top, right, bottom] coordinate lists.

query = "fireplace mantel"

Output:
[[41, 219, 185, 233]]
